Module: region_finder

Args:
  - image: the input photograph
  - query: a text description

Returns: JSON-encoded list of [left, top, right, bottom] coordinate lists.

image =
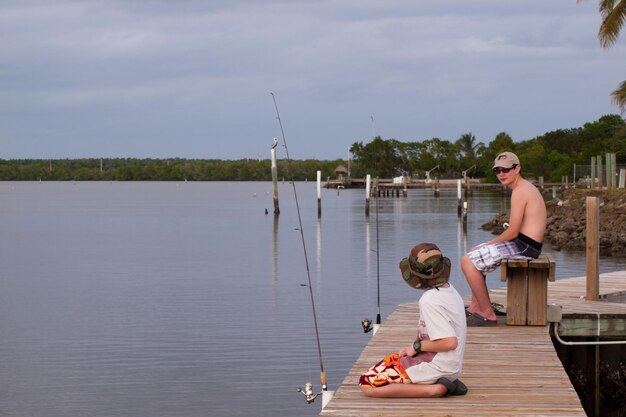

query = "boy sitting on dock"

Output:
[[462, 151, 546, 326], [359, 243, 467, 398]]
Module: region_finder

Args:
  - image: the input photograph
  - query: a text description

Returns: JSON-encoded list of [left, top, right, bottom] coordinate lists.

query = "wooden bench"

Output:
[[500, 254, 555, 325]]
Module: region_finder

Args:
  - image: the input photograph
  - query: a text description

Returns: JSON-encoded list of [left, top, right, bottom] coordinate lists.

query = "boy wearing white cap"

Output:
[[462, 151, 547, 326]]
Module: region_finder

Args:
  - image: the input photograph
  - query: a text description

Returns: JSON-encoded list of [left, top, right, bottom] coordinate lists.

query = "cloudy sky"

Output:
[[0, 0, 623, 160]]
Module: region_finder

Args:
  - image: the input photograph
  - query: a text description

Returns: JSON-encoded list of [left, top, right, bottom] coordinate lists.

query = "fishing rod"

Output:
[[270, 92, 332, 407], [361, 177, 381, 334]]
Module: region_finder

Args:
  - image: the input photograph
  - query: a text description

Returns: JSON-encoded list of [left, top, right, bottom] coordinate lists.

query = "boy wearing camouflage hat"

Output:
[[359, 243, 467, 398]]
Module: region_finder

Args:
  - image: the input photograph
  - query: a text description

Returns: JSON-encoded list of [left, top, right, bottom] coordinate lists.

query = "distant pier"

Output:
[[325, 178, 484, 189]]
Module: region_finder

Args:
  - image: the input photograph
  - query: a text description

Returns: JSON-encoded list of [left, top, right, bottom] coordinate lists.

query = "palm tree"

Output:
[[597, 0, 626, 48], [456, 132, 479, 160], [586, 0, 626, 111]]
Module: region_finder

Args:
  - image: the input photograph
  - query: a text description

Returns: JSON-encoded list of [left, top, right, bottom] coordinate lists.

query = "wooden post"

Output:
[[403, 177, 408, 197], [590, 157, 596, 189], [271, 145, 280, 215], [365, 174, 371, 217], [605, 153, 612, 190], [610, 153, 617, 189], [586, 196, 599, 301], [434, 177, 440, 197], [457, 179, 462, 218], [462, 201, 468, 233], [539, 176, 544, 191], [316, 170, 321, 218], [597, 155, 603, 189]]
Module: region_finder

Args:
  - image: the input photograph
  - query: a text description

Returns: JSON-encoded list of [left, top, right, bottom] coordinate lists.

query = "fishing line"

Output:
[[298, 282, 315, 386], [374, 182, 381, 328], [361, 179, 382, 334], [270, 92, 328, 402]]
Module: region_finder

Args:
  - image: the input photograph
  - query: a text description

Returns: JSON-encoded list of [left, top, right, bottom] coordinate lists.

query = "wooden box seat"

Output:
[[500, 254, 555, 325]]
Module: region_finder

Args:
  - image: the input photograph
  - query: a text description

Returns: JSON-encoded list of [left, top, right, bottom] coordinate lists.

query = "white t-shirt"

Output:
[[399, 283, 467, 384]]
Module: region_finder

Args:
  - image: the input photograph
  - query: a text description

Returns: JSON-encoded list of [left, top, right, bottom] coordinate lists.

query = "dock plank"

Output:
[[320, 271, 626, 417]]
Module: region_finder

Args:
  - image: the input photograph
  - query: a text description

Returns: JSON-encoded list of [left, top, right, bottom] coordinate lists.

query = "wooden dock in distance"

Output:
[[319, 271, 626, 417]]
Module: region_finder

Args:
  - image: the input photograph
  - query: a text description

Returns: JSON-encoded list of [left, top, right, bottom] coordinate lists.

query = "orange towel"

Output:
[[359, 353, 412, 388]]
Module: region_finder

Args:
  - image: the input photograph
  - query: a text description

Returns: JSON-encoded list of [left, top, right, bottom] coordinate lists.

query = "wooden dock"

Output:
[[319, 271, 626, 417]]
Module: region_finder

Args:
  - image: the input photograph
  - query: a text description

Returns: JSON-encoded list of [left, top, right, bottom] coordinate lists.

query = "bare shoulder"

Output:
[[514, 178, 542, 200]]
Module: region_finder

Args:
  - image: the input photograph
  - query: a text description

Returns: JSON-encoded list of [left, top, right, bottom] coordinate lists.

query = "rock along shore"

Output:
[[481, 189, 626, 257]]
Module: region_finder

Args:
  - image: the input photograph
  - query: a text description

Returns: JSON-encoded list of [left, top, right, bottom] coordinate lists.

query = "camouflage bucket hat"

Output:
[[399, 243, 451, 290]]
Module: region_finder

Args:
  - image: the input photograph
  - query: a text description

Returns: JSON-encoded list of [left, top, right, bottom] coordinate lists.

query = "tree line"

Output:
[[348, 114, 626, 183], [0, 114, 624, 182], [0, 157, 345, 182]]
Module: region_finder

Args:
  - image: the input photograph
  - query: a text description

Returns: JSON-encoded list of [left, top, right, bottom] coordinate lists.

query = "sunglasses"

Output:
[[493, 164, 517, 175]]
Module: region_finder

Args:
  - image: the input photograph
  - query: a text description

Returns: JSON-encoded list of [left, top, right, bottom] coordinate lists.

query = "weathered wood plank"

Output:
[[320, 271, 626, 417]]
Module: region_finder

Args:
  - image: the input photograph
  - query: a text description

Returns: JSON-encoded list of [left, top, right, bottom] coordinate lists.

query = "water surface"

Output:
[[1, 181, 624, 417]]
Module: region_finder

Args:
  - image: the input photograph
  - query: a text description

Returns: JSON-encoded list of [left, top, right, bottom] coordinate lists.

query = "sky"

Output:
[[0, 0, 624, 161]]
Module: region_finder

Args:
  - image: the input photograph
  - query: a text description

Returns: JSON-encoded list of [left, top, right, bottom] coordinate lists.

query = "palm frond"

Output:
[[599, 0, 626, 48], [611, 79, 626, 113]]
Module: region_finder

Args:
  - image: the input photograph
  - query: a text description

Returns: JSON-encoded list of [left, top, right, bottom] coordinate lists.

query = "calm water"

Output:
[[1, 181, 625, 417]]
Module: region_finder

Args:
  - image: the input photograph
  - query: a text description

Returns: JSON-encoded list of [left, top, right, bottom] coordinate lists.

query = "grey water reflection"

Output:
[[1, 181, 625, 417]]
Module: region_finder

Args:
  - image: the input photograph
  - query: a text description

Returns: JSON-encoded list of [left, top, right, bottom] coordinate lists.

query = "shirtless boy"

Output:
[[462, 152, 547, 326]]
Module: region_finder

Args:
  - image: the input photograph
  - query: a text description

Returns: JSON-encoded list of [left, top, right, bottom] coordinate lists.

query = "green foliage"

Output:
[[0, 158, 346, 182], [1, 115, 624, 182], [352, 114, 626, 181]]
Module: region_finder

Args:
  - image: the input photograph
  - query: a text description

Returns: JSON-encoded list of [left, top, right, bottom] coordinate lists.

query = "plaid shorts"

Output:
[[468, 238, 541, 274]]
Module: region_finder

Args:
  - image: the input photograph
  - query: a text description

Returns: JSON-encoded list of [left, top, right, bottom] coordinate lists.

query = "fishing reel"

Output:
[[361, 318, 373, 333], [297, 382, 322, 404]]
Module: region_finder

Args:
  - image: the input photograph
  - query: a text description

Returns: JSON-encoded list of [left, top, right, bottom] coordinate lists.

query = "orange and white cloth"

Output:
[[359, 353, 412, 388]]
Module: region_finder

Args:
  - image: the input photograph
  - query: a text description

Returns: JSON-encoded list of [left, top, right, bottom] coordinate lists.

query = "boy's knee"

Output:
[[460, 255, 473, 270], [359, 384, 373, 396]]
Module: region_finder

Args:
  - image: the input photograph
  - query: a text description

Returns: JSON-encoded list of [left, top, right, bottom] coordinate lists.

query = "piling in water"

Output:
[[317, 170, 322, 218], [457, 179, 462, 217], [365, 174, 371, 217], [271, 145, 280, 215]]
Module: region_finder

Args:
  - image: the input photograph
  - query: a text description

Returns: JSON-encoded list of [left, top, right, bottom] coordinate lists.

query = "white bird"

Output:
[[271, 137, 278, 149]]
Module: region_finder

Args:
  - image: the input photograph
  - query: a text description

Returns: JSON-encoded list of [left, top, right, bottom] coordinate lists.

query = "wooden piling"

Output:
[[462, 200, 468, 232], [597, 155, 603, 189], [270, 145, 280, 215], [316, 170, 321, 218], [604, 154, 610, 189], [607, 152, 616, 189], [457, 179, 462, 217], [586, 196, 599, 301], [365, 175, 371, 217], [612, 153, 617, 188]]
